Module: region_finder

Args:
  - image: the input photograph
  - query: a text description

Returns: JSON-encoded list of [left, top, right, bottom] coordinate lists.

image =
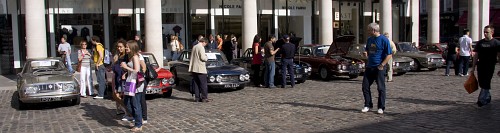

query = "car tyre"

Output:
[[296, 79, 305, 84], [17, 97, 26, 110], [163, 89, 173, 98], [348, 75, 358, 79], [319, 66, 331, 81], [236, 86, 245, 90], [412, 59, 421, 71], [428, 68, 437, 71], [71, 97, 81, 106], [171, 68, 180, 85]]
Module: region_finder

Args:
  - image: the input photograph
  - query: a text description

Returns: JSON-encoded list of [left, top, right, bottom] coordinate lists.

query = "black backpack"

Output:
[[143, 56, 158, 81]]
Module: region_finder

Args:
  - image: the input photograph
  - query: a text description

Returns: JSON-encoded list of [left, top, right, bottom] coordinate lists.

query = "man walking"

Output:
[[361, 23, 392, 114], [445, 38, 459, 76], [58, 36, 74, 73], [383, 32, 396, 82], [189, 38, 210, 102], [264, 36, 279, 89], [91, 36, 106, 99], [279, 35, 296, 88], [459, 29, 473, 76], [470, 25, 500, 107]]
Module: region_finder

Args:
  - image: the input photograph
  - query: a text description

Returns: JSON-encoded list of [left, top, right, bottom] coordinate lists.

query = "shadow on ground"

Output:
[[314, 99, 500, 133], [80, 103, 128, 128]]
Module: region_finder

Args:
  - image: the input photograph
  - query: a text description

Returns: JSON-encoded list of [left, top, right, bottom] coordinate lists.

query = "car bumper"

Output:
[[20, 93, 80, 103], [145, 85, 175, 95], [423, 62, 444, 68], [276, 73, 309, 82], [207, 81, 250, 88], [393, 66, 412, 73], [333, 69, 361, 76]]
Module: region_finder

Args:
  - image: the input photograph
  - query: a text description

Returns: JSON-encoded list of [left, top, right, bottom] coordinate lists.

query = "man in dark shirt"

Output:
[[279, 35, 296, 88], [445, 38, 459, 76], [470, 25, 500, 107]]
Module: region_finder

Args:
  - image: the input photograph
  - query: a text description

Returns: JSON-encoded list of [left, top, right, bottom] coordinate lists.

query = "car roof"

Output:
[[26, 57, 63, 62]]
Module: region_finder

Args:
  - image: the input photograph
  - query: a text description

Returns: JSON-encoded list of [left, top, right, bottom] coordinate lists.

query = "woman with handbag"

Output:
[[111, 40, 130, 118], [78, 40, 93, 97], [120, 40, 144, 132]]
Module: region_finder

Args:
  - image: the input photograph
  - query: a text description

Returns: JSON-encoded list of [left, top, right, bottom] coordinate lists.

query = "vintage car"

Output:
[[297, 44, 364, 80], [106, 52, 175, 97], [396, 42, 444, 71], [231, 48, 312, 84], [16, 58, 80, 109], [347, 44, 414, 75], [170, 50, 250, 89]]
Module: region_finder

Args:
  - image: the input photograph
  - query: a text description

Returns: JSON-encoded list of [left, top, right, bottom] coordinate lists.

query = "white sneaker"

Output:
[[361, 107, 371, 113], [377, 109, 384, 114], [121, 116, 134, 121], [142, 120, 148, 124], [93, 96, 104, 99]]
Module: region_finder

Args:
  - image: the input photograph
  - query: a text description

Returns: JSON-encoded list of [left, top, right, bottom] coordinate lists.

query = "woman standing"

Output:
[[216, 34, 223, 51], [78, 40, 92, 97], [169, 35, 180, 61], [251, 35, 263, 87], [121, 40, 143, 132], [112, 40, 129, 117]]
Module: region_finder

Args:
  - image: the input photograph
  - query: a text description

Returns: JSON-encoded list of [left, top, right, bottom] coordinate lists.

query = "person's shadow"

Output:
[[80, 103, 129, 128]]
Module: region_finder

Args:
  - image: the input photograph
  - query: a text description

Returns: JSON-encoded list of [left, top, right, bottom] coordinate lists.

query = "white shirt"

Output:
[[58, 42, 71, 55], [459, 35, 472, 56], [169, 40, 179, 52]]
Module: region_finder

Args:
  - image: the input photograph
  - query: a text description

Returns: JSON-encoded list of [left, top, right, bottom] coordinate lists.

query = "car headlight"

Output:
[[337, 65, 342, 70], [410, 61, 415, 66], [342, 65, 347, 70], [162, 78, 169, 85], [168, 78, 175, 85], [209, 76, 216, 83], [393, 62, 399, 67], [216, 75, 222, 82], [239, 74, 245, 81], [308, 67, 312, 72], [63, 83, 75, 92], [24, 86, 38, 94], [244, 74, 250, 80], [427, 58, 431, 62]]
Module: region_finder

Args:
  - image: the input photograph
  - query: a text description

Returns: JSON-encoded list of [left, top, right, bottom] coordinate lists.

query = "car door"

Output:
[[176, 51, 191, 81]]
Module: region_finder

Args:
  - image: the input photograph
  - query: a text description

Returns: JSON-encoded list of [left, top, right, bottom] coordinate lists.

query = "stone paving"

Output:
[[1, 66, 500, 133]]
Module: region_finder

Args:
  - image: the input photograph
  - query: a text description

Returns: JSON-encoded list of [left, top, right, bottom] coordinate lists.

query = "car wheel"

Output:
[[297, 79, 305, 84], [236, 86, 245, 90], [428, 68, 437, 71], [15, 93, 26, 110], [412, 59, 421, 71], [395, 72, 406, 76], [163, 89, 172, 98], [348, 75, 358, 79], [171, 68, 179, 85], [319, 66, 331, 81], [71, 97, 81, 106]]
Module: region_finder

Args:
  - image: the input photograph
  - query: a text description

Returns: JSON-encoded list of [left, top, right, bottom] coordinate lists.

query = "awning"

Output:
[[457, 9, 499, 26], [456, 11, 468, 26]]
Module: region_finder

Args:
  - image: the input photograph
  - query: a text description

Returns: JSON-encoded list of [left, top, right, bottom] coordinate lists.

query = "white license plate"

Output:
[[224, 84, 239, 88], [146, 88, 162, 94], [40, 97, 62, 102], [294, 75, 302, 78]]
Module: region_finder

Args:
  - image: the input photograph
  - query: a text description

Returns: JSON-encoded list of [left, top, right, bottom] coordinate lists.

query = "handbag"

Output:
[[464, 73, 479, 94], [76, 50, 83, 72], [124, 72, 138, 96], [145, 63, 158, 81]]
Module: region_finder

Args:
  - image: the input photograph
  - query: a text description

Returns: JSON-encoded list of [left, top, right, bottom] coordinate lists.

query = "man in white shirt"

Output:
[[458, 29, 473, 76], [58, 36, 74, 73]]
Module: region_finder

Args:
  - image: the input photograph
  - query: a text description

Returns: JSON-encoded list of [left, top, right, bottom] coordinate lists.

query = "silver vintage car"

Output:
[[396, 42, 444, 71], [15, 58, 80, 109]]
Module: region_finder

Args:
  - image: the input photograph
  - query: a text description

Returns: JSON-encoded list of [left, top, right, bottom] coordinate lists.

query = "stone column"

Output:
[[411, 0, 419, 47], [303, 16, 312, 44], [479, 0, 490, 39], [380, 0, 392, 40], [103, 0, 110, 49], [145, 0, 164, 67], [427, 0, 439, 44], [25, 0, 47, 58], [352, 8, 359, 44], [319, 0, 333, 45], [242, 0, 258, 50], [469, 0, 479, 41]]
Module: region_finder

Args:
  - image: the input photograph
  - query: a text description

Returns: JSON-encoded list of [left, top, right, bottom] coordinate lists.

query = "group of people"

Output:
[[58, 35, 148, 132]]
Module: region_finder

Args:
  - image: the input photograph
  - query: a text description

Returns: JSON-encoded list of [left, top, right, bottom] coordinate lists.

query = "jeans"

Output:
[[362, 67, 386, 110], [171, 51, 179, 61], [281, 59, 295, 87], [192, 73, 208, 101], [140, 84, 148, 120], [459, 56, 470, 75], [65, 55, 74, 73], [79, 66, 92, 96], [96, 65, 106, 97], [124, 94, 143, 128], [264, 61, 276, 87], [445, 54, 457, 75]]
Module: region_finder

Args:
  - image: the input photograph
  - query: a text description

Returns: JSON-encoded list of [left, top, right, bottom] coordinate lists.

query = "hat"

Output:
[[282, 35, 289, 39]]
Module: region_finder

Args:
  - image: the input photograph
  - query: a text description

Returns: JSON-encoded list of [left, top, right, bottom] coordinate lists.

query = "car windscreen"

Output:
[[28, 60, 66, 74], [314, 46, 330, 57], [398, 43, 418, 52], [206, 53, 227, 66], [141, 54, 158, 67]]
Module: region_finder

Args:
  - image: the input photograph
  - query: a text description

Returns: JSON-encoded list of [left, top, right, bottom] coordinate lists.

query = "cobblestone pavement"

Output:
[[1, 66, 500, 133]]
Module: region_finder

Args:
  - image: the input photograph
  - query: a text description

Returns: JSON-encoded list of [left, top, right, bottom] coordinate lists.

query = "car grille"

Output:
[[148, 79, 161, 86], [37, 84, 61, 93], [221, 75, 240, 82], [399, 62, 411, 68]]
